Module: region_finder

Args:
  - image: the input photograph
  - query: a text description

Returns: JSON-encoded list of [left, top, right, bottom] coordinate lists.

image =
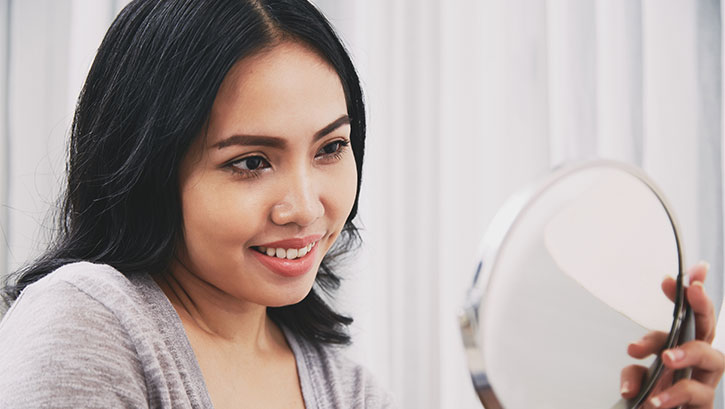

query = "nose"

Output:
[[270, 170, 324, 227]]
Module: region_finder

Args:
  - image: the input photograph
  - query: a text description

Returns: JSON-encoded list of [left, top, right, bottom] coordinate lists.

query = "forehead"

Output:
[[207, 42, 348, 143]]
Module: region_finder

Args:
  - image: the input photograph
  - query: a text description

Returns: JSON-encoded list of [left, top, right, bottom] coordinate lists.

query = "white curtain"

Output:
[[1, 1, 723, 408], [0, 0, 130, 277], [317, 0, 725, 408]]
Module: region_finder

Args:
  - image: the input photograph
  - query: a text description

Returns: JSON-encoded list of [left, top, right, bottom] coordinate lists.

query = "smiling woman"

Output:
[[0, 1, 393, 408]]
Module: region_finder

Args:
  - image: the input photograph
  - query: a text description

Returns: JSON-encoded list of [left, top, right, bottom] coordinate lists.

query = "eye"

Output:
[[316, 139, 350, 161], [321, 141, 342, 155], [235, 156, 266, 170], [227, 155, 271, 178]]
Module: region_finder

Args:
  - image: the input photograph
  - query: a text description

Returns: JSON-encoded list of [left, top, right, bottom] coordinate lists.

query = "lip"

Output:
[[251, 242, 319, 278], [256, 234, 323, 249]]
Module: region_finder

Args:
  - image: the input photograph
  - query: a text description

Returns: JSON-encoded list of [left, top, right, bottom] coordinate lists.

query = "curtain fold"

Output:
[[0, 0, 9, 291], [596, 0, 644, 164], [547, 0, 598, 165]]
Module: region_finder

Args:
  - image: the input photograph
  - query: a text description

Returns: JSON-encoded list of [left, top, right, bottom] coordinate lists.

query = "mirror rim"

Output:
[[458, 159, 691, 409]]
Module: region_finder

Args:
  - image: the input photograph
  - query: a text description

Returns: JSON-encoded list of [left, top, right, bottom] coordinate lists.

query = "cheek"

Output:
[[326, 157, 358, 228], [179, 175, 262, 262]]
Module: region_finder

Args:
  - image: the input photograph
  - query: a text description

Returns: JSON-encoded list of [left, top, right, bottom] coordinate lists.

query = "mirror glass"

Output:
[[460, 161, 691, 409]]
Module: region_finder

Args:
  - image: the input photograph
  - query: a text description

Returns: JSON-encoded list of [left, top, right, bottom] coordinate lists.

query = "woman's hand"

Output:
[[620, 262, 725, 408]]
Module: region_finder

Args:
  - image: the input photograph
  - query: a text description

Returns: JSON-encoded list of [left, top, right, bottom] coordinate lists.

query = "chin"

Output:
[[265, 292, 311, 308], [260, 281, 315, 307]]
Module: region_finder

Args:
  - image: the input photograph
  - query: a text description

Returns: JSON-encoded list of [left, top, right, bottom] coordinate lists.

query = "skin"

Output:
[[155, 41, 358, 409], [620, 262, 725, 409]]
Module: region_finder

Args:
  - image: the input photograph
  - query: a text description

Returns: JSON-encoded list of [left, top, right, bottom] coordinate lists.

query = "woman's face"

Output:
[[175, 42, 357, 307]]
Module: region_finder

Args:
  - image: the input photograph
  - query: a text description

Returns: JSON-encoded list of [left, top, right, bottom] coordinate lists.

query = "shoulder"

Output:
[[286, 331, 397, 409], [1, 262, 151, 341], [0, 262, 149, 408], [24, 260, 139, 301], [1, 261, 144, 334]]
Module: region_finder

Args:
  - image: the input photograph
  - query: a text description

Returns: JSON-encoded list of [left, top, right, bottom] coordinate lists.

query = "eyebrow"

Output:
[[213, 114, 351, 150]]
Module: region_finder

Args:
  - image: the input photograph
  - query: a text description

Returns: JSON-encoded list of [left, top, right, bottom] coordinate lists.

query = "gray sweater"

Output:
[[0, 262, 395, 408]]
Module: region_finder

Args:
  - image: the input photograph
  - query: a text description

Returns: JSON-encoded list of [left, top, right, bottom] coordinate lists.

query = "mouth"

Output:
[[251, 241, 317, 261], [250, 237, 322, 278]]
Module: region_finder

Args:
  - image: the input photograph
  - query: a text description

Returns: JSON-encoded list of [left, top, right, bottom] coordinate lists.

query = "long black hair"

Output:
[[2, 0, 365, 345]]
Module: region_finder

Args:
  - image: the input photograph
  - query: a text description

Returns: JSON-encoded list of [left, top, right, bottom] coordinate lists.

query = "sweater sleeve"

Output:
[[0, 277, 149, 408]]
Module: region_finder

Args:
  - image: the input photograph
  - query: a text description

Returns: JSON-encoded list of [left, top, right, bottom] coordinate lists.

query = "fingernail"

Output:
[[698, 260, 711, 272], [650, 392, 669, 408], [664, 348, 685, 362], [630, 332, 653, 348], [692, 280, 705, 290], [629, 338, 645, 348], [620, 381, 630, 395]]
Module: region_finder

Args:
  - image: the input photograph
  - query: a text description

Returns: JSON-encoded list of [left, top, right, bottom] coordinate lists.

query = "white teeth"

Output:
[[258, 241, 317, 260]]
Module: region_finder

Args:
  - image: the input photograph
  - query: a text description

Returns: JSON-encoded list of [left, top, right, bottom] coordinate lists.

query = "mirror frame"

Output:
[[458, 160, 694, 409]]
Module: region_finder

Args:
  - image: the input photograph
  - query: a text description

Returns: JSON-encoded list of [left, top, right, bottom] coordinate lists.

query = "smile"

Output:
[[250, 235, 322, 277], [253, 241, 317, 260]]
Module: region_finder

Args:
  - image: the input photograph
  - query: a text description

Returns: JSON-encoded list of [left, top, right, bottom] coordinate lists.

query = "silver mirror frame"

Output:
[[458, 160, 694, 409]]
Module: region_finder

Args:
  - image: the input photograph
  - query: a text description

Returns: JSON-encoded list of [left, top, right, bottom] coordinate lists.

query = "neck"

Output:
[[154, 260, 285, 352]]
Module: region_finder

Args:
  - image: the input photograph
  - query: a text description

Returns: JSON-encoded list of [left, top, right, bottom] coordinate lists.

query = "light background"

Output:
[[1, 1, 724, 408]]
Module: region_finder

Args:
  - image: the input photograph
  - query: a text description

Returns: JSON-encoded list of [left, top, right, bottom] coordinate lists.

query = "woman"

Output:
[[0, 0, 391, 408], [0, 1, 721, 409]]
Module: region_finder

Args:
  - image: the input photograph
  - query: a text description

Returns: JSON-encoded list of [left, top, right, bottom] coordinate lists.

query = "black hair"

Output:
[[2, 0, 365, 345]]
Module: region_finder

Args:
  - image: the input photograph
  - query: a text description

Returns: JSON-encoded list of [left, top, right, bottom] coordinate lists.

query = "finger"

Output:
[[629, 331, 669, 359], [662, 341, 725, 386], [688, 281, 717, 342], [661, 275, 677, 303], [686, 270, 717, 343], [661, 262, 715, 342], [660, 262, 710, 304], [621, 364, 648, 399], [687, 261, 709, 285], [647, 379, 714, 409]]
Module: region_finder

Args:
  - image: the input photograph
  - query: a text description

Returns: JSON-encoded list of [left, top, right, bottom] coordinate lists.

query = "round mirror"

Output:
[[459, 160, 694, 409]]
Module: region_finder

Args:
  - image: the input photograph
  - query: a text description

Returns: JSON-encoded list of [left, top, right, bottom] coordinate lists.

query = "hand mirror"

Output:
[[459, 160, 694, 409]]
